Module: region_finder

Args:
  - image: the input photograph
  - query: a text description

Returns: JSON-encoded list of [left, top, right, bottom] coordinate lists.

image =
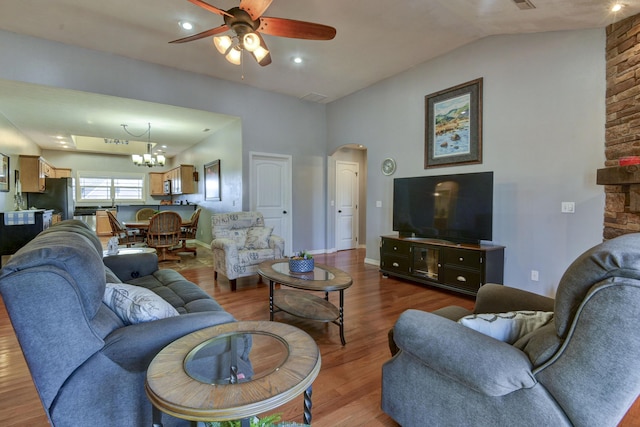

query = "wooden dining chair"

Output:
[[135, 208, 156, 221], [177, 208, 201, 256], [106, 211, 144, 248], [146, 211, 182, 262]]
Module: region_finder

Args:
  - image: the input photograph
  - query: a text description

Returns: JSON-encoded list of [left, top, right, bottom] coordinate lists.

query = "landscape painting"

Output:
[[425, 78, 483, 168]]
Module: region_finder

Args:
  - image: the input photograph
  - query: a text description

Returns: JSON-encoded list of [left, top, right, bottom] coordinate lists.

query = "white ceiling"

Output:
[[0, 0, 636, 157]]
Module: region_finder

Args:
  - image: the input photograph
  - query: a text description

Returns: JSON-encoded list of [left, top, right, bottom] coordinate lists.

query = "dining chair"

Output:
[[135, 207, 156, 221], [177, 208, 201, 256], [106, 211, 144, 248], [146, 211, 182, 262]]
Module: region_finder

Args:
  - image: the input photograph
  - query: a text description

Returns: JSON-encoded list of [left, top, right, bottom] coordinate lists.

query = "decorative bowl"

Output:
[[289, 258, 314, 273]]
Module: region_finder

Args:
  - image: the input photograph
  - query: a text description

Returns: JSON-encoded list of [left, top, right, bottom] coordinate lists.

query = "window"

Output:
[[78, 172, 145, 203]]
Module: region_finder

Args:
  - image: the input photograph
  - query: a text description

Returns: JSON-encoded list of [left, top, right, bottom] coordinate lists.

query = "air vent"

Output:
[[300, 92, 328, 103], [513, 0, 536, 10]]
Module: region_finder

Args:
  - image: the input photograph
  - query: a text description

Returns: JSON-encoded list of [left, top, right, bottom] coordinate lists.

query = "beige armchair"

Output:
[[211, 211, 284, 291]]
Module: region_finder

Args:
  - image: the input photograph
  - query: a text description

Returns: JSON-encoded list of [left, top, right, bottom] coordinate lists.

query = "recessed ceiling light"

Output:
[[179, 21, 194, 30], [293, 57, 303, 64], [612, 3, 624, 12]]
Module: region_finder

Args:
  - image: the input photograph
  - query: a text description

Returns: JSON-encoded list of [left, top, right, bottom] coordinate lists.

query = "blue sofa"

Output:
[[0, 220, 243, 426]]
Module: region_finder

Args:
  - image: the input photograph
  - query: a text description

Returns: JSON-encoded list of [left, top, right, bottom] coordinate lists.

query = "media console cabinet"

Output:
[[380, 235, 505, 296]]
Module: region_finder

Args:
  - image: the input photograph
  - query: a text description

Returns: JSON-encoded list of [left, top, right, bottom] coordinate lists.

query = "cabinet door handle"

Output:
[[392, 262, 399, 267], [393, 246, 398, 251], [459, 257, 464, 262], [456, 276, 467, 282]]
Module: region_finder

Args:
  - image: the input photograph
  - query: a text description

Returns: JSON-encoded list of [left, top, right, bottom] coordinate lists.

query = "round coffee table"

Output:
[[145, 321, 320, 426], [258, 260, 353, 345]]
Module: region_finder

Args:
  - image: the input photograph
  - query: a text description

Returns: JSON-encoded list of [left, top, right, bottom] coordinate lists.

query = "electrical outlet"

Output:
[[531, 270, 539, 281], [376, 201, 382, 208], [561, 202, 575, 213]]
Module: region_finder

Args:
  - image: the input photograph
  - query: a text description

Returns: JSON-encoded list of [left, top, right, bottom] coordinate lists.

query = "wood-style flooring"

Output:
[[0, 247, 638, 426]]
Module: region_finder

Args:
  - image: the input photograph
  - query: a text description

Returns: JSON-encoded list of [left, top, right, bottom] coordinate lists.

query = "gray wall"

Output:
[[0, 29, 327, 253], [326, 29, 606, 296]]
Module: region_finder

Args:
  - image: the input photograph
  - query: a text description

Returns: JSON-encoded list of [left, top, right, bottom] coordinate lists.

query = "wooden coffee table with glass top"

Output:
[[145, 321, 321, 426], [258, 259, 353, 345]]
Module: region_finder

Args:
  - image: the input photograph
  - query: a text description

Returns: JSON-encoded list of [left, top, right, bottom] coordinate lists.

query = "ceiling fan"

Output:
[[170, 0, 337, 67]]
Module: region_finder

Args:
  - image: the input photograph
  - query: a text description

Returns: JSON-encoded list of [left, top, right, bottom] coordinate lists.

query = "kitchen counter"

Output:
[[115, 204, 197, 222]]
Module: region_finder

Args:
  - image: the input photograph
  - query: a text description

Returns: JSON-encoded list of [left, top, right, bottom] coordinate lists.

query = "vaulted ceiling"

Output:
[[0, 0, 635, 157]]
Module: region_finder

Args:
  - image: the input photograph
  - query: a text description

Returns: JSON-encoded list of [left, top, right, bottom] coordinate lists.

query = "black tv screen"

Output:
[[393, 171, 493, 244]]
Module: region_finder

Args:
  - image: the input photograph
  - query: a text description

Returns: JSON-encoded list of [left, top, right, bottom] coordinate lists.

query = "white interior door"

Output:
[[250, 152, 292, 256], [336, 161, 359, 251]]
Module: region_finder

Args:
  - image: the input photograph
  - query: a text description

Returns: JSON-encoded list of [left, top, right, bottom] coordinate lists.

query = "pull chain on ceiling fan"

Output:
[[170, 0, 336, 67]]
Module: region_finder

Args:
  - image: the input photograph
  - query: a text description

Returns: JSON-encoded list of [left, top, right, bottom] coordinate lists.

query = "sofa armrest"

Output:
[[474, 284, 555, 314], [269, 234, 285, 258], [211, 238, 239, 254], [393, 309, 536, 396], [103, 253, 159, 282], [102, 311, 237, 371]]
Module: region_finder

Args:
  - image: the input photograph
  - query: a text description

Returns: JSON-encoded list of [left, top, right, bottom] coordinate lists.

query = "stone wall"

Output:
[[604, 13, 640, 239]]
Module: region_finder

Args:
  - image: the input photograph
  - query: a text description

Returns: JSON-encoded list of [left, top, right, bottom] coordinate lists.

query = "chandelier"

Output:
[[123, 123, 166, 167]]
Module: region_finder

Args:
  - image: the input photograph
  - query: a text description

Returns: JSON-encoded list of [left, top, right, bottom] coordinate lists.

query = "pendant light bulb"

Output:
[[226, 46, 242, 65], [243, 32, 260, 52], [214, 35, 233, 54]]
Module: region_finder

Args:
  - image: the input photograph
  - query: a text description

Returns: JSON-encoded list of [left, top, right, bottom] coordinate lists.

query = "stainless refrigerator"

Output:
[[27, 177, 75, 220]]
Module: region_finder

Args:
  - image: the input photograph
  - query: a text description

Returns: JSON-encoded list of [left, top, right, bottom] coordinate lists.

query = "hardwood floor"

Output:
[[0, 247, 639, 426]]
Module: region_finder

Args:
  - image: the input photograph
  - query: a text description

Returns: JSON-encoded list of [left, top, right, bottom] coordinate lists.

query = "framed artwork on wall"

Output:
[[204, 159, 221, 201], [425, 78, 483, 169], [0, 153, 9, 192]]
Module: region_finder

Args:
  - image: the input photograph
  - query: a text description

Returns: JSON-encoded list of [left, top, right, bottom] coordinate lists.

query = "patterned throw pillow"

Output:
[[458, 311, 554, 344], [103, 283, 179, 325], [245, 226, 273, 249]]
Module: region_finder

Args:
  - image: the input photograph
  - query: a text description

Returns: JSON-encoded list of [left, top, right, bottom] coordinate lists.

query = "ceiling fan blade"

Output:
[[239, 0, 273, 20], [169, 24, 230, 43], [258, 17, 336, 40], [186, 0, 233, 18]]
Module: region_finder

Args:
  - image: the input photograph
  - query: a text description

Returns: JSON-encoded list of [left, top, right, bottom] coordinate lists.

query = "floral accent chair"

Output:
[[211, 211, 284, 291]]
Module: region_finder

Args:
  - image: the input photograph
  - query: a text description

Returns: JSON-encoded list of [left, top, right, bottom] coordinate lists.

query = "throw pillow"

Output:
[[215, 228, 249, 248], [458, 311, 554, 344], [245, 226, 273, 249], [103, 282, 179, 325]]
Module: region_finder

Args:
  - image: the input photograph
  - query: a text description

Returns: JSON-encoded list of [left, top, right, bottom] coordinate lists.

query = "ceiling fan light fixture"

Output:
[[243, 32, 260, 52], [612, 3, 624, 12], [226, 46, 243, 65], [252, 46, 270, 63], [214, 35, 233, 54]]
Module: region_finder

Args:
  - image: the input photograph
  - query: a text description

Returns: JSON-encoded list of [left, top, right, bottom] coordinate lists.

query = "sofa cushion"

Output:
[[245, 226, 273, 249], [238, 248, 279, 266], [103, 282, 179, 325], [458, 311, 554, 344]]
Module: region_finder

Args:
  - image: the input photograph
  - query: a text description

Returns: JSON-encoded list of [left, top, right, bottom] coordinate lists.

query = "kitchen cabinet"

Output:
[[19, 155, 54, 192], [149, 172, 165, 196], [54, 168, 72, 178], [96, 209, 116, 236], [161, 165, 195, 195]]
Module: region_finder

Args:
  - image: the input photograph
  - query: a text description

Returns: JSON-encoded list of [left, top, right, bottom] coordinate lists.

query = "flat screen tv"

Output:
[[393, 171, 493, 244]]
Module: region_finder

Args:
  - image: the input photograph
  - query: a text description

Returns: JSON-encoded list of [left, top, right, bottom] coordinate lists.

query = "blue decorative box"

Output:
[[289, 258, 314, 273]]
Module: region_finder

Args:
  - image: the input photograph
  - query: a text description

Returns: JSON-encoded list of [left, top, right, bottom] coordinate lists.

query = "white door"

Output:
[[250, 152, 292, 256], [336, 161, 359, 251]]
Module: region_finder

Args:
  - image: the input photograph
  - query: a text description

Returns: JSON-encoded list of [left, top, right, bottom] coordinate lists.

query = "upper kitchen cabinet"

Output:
[[19, 156, 54, 192], [149, 172, 165, 196], [152, 165, 195, 195]]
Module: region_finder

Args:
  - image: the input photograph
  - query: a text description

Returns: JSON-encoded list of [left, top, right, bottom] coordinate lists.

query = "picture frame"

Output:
[[0, 153, 9, 192], [425, 78, 483, 169], [204, 159, 221, 201]]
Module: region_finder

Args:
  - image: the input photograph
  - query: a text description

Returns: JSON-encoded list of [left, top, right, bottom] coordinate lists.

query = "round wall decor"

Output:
[[382, 158, 396, 176]]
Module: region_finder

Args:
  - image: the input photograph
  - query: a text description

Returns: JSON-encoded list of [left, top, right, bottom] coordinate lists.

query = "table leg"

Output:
[[152, 405, 163, 427], [339, 289, 346, 346], [303, 385, 313, 425], [269, 280, 274, 321]]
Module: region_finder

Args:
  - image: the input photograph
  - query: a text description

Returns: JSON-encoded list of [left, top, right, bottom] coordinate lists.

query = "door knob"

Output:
[[283, 210, 287, 214], [338, 210, 342, 213]]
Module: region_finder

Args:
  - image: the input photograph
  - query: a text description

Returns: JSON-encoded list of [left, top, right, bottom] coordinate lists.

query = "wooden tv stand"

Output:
[[379, 235, 505, 296]]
